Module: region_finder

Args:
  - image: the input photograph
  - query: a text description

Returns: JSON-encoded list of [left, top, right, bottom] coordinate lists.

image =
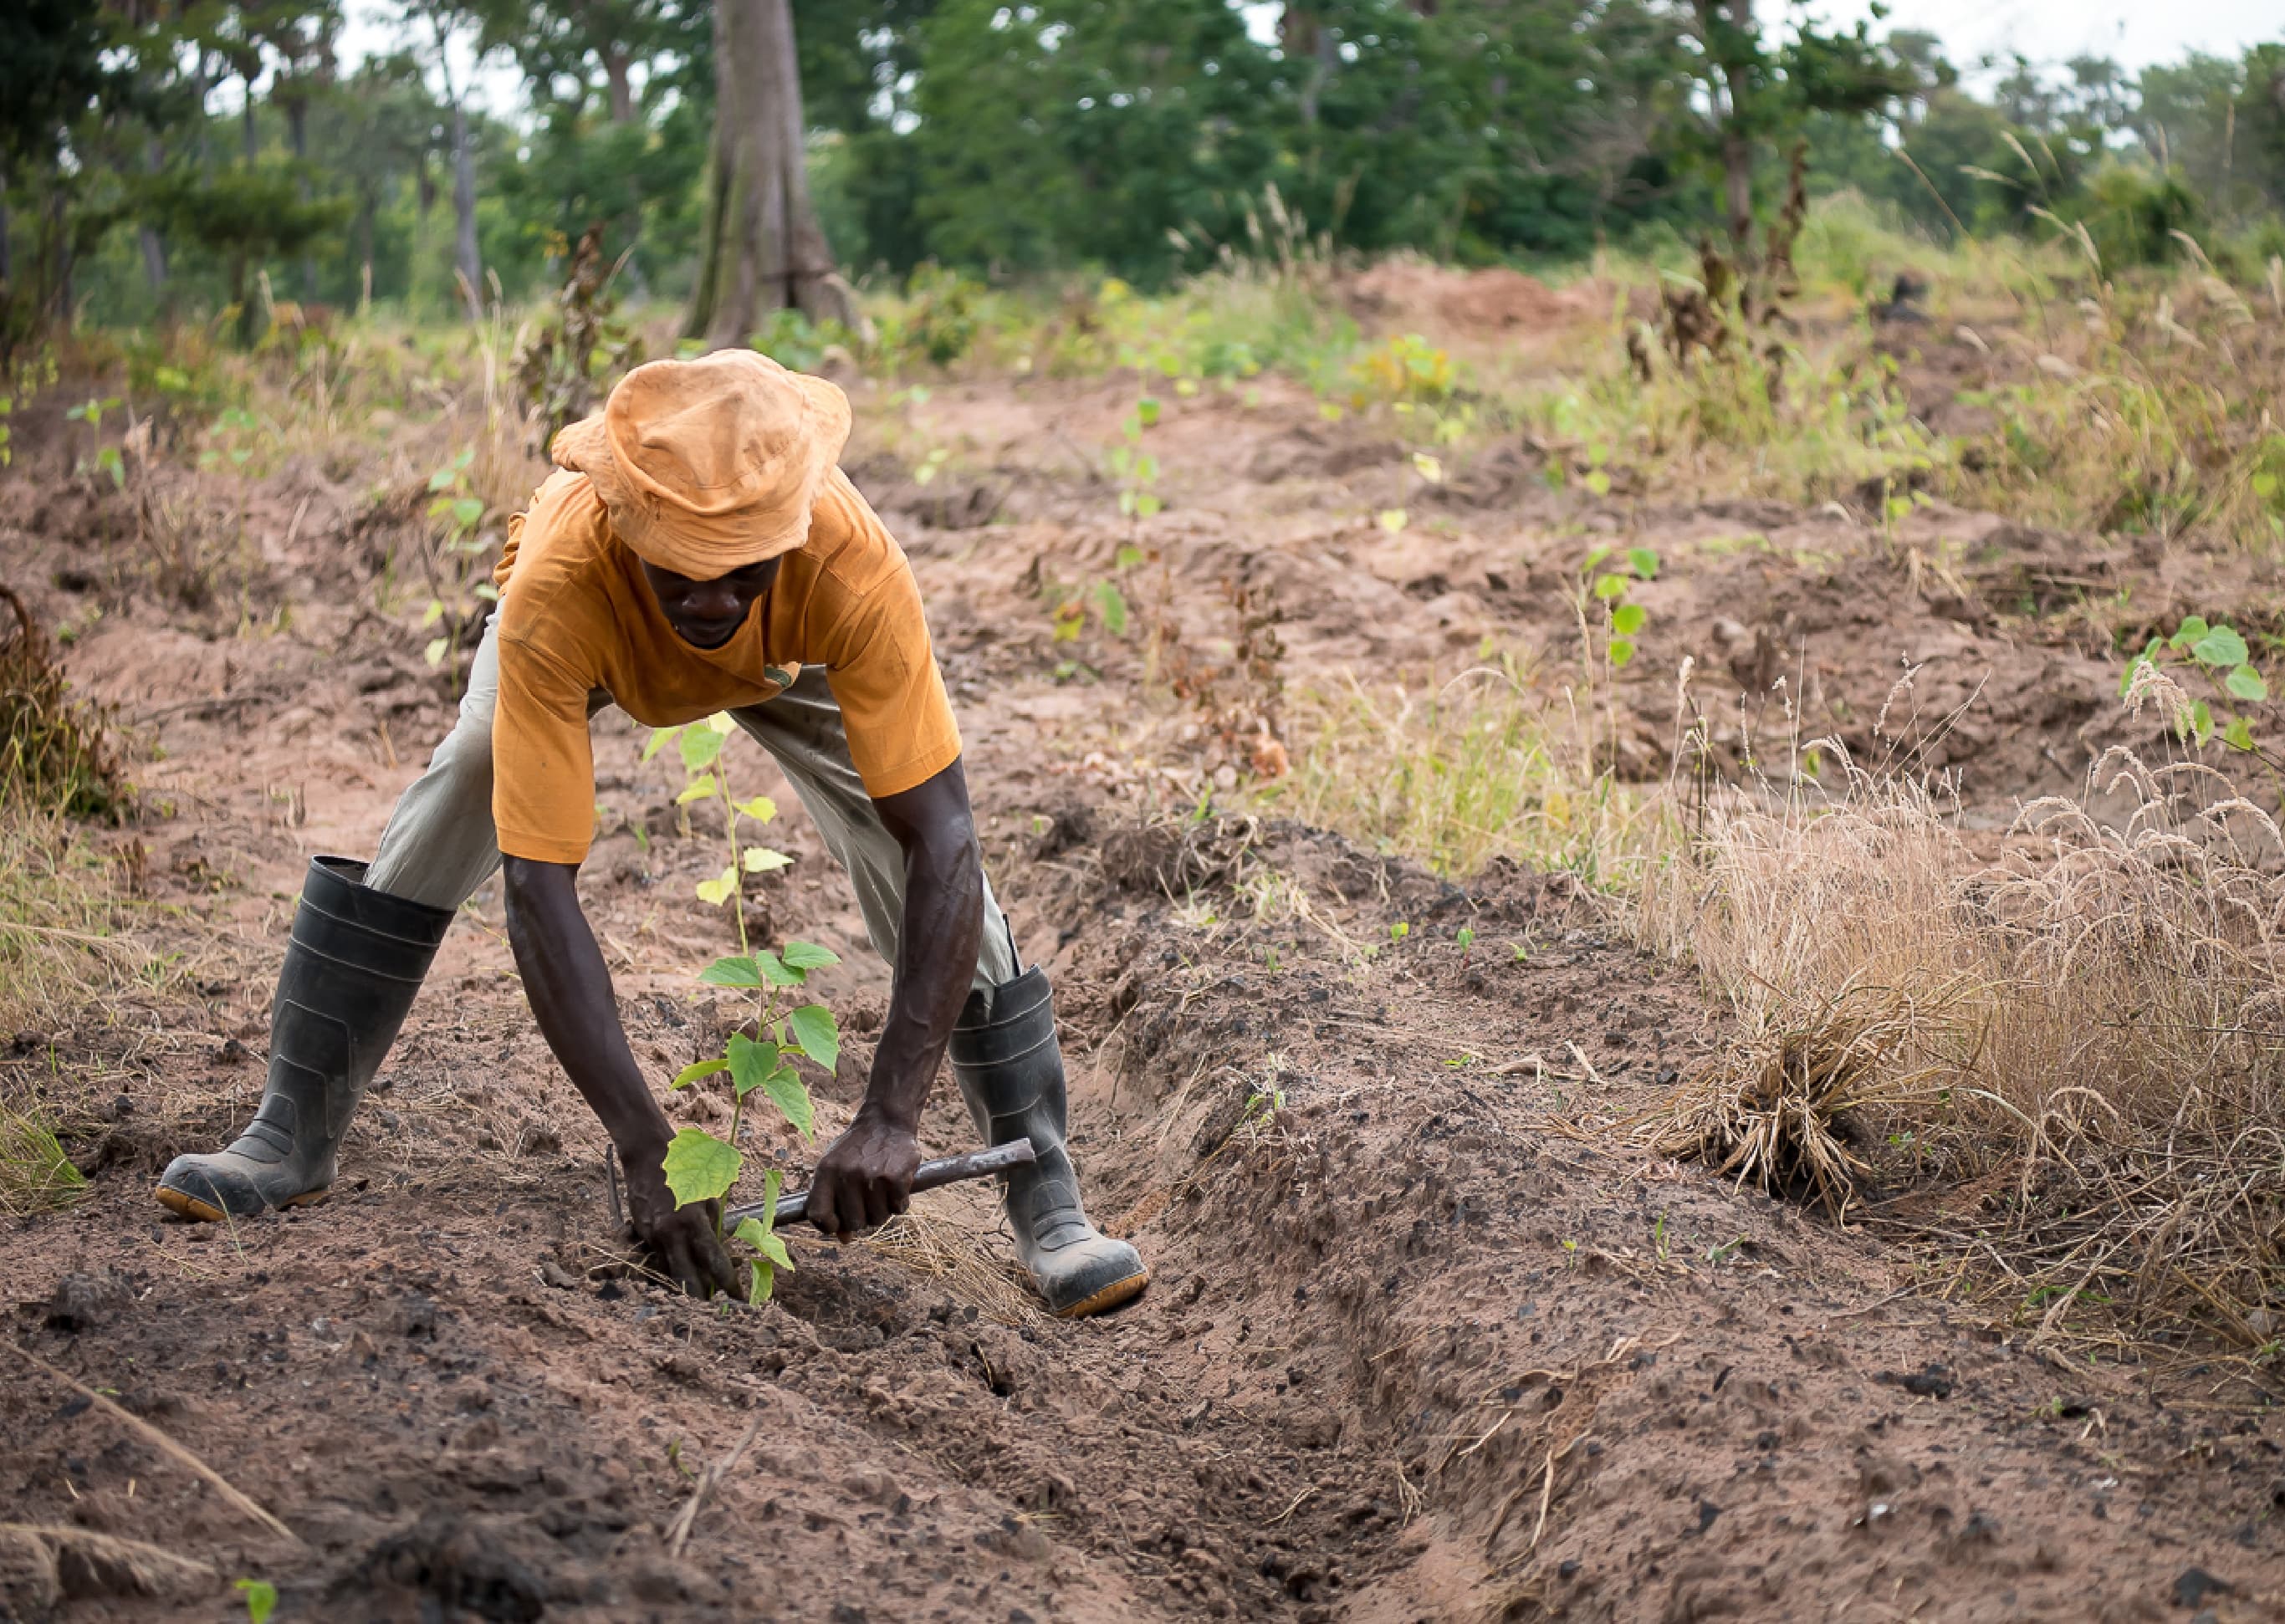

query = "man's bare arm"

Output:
[[802, 758, 984, 1237], [503, 855, 739, 1297]]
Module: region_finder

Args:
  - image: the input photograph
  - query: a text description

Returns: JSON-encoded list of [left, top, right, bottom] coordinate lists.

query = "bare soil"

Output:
[[3, 334, 2281, 1622]]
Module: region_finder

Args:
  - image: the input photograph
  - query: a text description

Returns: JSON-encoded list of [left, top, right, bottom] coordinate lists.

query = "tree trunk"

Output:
[[603, 48, 635, 123], [450, 100, 483, 318], [139, 139, 168, 294], [1707, 0, 1756, 254], [288, 98, 316, 299], [683, 0, 856, 349], [243, 81, 258, 166]]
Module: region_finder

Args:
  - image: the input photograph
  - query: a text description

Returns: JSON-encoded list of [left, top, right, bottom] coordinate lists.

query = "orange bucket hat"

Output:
[[550, 350, 852, 579]]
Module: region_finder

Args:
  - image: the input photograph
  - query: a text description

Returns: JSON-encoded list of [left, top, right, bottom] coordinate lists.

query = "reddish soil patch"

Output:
[[2, 362, 2279, 1622], [1347, 262, 1598, 339]]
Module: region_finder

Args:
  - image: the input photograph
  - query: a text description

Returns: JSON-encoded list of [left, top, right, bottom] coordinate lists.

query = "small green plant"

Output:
[[1048, 544, 1143, 646], [2121, 616, 2271, 757], [65, 396, 125, 488], [1349, 333, 1454, 408], [416, 449, 495, 682], [235, 1578, 277, 1624], [1581, 544, 1659, 670], [646, 714, 838, 1304], [1109, 395, 1163, 519]]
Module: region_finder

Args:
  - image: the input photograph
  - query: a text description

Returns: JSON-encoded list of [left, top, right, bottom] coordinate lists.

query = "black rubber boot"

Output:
[[949, 967, 1149, 1318], [157, 856, 452, 1222]]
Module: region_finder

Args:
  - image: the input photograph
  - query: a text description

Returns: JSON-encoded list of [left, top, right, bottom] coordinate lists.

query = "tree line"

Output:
[[3, 1, 2282, 350]]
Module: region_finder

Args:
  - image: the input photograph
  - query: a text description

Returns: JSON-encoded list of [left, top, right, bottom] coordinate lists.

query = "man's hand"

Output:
[[504, 856, 740, 1297], [623, 1141, 740, 1297], [805, 1107, 923, 1239]]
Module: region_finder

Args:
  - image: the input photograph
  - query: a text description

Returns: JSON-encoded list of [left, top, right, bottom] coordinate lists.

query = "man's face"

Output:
[[641, 557, 780, 650]]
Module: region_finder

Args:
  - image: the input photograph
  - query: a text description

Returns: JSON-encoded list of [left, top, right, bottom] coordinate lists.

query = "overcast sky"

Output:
[[340, 0, 2280, 123], [1802, 0, 2277, 74]]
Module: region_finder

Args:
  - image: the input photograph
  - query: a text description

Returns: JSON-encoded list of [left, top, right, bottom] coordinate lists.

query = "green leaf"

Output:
[[1592, 572, 1630, 600], [237, 1579, 278, 1624], [679, 728, 726, 771], [2169, 616, 2210, 649], [642, 727, 682, 762], [754, 950, 800, 986], [2192, 626, 2250, 668], [1411, 451, 1444, 483], [1095, 582, 1129, 636], [1377, 508, 1408, 533], [781, 940, 841, 972], [1115, 545, 1147, 569], [760, 1064, 815, 1141], [1610, 602, 1648, 636], [747, 1259, 775, 1304], [452, 496, 484, 529], [427, 464, 457, 492], [660, 1127, 740, 1206], [675, 774, 717, 805], [1133, 492, 1163, 518], [733, 795, 777, 821], [420, 599, 446, 628], [2254, 471, 2280, 502], [2224, 715, 2257, 753], [473, 582, 499, 601], [751, 1229, 792, 1269], [727, 1032, 780, 1098], [423, 636, 449, 667], [1626, 548, 1660, 580], [787, 1004, 840, 1073], [698, 956, 763, 988], [2191, 698, 2215, 744], [742, 846, 793, 874], [1136, 396, 1161, 427], [672, 1056, 729, 1089], [694, 866, 739, 906], [1582, 469, 1612, 497], [1608, 637, 1637, 667], [734, 1215, 768, 1249], [2226, 664, 2268, 703]]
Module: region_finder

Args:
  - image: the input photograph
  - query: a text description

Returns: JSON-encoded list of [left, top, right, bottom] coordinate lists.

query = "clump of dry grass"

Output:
[[0, 585, 126, 820], [1633, 742, 2285, 1352], [0, 1523, 215, 1608]]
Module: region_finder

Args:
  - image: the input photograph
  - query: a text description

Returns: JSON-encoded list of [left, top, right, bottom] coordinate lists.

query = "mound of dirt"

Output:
[[1347, 259, 1597, 337]]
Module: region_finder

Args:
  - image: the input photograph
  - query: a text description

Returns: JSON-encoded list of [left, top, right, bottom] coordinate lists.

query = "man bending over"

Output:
[[158, 350, 1148, 1318]]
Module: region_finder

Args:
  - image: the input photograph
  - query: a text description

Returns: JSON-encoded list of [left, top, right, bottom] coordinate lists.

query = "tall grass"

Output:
[[1633, 741, 2285, 1354], [1265, 660, 1670, 887]]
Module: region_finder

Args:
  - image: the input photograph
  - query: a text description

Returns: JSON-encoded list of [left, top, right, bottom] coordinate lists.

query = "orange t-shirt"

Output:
[[487, 467, 961, 865]]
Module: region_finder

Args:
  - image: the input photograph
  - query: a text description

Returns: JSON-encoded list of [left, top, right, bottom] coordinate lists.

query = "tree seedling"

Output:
[[235, 1579, 277, 1624], [1581, 544, 1659, 670], [418, 448, 494, 682], [66, 396, 126, 488], [646, 714, 837, 1304], [2120, 616, 2271, 758]]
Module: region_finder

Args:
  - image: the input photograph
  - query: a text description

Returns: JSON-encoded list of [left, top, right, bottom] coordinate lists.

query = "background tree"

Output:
[[684, 0, 856, 348]]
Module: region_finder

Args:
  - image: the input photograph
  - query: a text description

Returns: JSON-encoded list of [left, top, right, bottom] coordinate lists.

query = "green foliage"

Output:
[[415, 449, 494, 682], [235, 1579, 278, 1624], [1582, 545, 1660, 671], [2121, 617, 2272, 758], [648, 715, 839, 1298]]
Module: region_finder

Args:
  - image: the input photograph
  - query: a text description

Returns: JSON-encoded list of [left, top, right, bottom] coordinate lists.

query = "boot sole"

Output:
[[1054, 1267, 1152, 1319], [154, 1184, 330, 1223]]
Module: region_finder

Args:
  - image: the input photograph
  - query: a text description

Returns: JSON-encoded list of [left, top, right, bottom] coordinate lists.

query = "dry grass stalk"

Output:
[[1, 1340, 303, 1545], [0, 1523, 215, 1606], [1631, 741, 2285, 1351], [858, 1210, 1045, 1328]]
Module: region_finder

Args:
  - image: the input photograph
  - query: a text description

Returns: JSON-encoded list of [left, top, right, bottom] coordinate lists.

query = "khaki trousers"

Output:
[[363, 620, 1018, 993]]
